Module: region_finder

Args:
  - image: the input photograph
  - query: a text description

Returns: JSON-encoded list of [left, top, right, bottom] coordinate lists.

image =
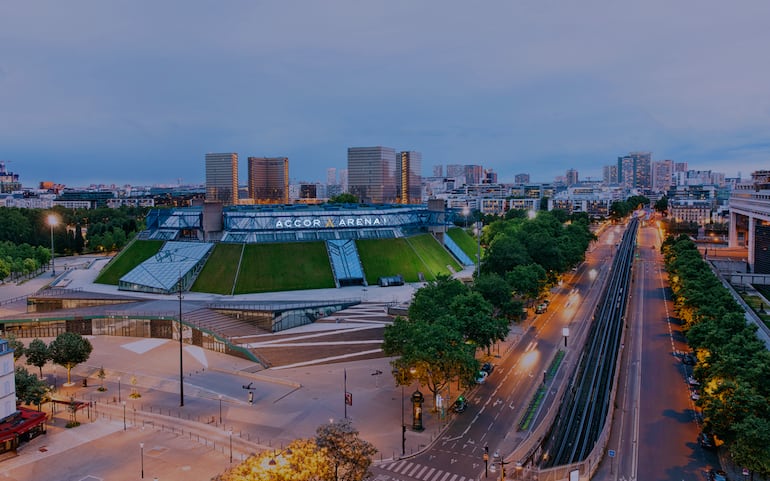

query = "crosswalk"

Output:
[[378, 459, 471, 481]]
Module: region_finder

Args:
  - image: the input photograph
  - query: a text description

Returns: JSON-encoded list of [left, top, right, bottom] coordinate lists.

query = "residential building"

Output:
[[652, 159, 674, 192], [514, 173, 530, 184], [247, 157, 289, 204], [618, 151, 652, 191], [205, 152, 239, 205], [566, 169, 579, 186]]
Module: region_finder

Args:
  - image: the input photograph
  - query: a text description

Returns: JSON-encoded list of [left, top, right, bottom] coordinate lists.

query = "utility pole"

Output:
[[178, 273, 184, 407]]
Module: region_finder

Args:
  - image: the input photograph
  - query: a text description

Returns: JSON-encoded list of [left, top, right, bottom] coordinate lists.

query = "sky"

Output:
[[2, 1, 770, 187]]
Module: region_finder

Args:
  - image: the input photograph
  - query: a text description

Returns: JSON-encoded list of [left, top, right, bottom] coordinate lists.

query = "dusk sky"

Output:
[[2, 1, 769, 187]]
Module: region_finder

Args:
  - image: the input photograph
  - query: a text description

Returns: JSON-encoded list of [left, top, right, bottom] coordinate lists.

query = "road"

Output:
[[599, 223, 721, 481], [369, 224, 626, 481]]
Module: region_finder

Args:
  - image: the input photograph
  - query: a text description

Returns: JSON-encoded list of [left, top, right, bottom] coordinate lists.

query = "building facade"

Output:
[[248, 157, 289, 204], [205, 153, 239, 206], [397, 151, 422, 204], [347, 147, 397, 204], [618, 151, 652, 191]]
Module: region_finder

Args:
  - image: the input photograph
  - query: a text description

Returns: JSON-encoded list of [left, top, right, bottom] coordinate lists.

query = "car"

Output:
[[682, 353, 697, 365], [709, 469, 728, 481], [452, 396, 468, 413], [535, 303, 548, 314], [476, 371, 488, 384], [688, 375, 700, 386], [690, 389, 701, 401], [481, 362, 494, 375], [699, 432, 715, 450]]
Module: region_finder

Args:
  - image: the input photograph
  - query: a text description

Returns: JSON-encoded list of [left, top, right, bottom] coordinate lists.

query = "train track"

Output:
[[539, 217, 639, 467]]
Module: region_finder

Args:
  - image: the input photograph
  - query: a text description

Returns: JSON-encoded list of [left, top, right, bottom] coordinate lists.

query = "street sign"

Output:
[[743, 468, 750, 476], [345, 392, 352, 406], [608, 449, 616, 458]]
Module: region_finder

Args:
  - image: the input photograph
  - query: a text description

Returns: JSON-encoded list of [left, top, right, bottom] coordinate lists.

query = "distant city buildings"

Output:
[[0, 162, 21, 193], [348, 146, 398, 204], [247, 157, 289, 204], [205, 153, 239, 205], [397, 151, 422, 204]]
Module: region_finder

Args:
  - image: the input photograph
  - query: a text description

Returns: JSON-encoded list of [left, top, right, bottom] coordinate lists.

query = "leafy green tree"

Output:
[[25, 338, 50, 378], [506, 264, 547, 300], [15, 366, 49, 410], [0, 258, 10, 281], [49, 332, 93, 385], [3, 334, 25, 360], [450, 291, 508, 352], [730, 415, 770, 477], [218, 438, 332, 481], [654, 196, 668, 214], [472, 273, 522, 320], [407, 275, 467, 324], [315, 418, 377, 481], [328, 193, 359, 204], [481, 234, 531, 276]]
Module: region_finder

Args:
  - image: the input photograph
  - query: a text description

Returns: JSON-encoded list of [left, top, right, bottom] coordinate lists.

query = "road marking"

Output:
[[422, 468, 435, 480], [415, 466, 428, 478]]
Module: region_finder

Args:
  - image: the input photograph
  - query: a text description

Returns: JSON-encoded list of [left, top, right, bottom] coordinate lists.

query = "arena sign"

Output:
[[274, 216, 386, 229]]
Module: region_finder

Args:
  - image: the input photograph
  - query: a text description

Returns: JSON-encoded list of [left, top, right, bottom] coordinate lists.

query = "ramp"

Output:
[[326, 239, 366, 287]]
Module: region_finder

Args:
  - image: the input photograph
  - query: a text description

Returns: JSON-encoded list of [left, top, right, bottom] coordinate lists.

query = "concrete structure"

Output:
[[651, 159, 674, 192], [348, 146, 397, 204], [618, 151, 652, 192], [247, 157, 289, 204], [729, 170, 770, 273], [514, 173, 530, 184], [565, 169, 579, 186], [205, 153, 239, 206]]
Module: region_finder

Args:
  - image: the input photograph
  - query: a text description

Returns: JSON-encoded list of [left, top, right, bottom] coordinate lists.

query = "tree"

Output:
[[15, 366, 49, 410], [218, 438, 332, 481], [49, 332, 93, 385], [472, 273, 522, 320], [25, 338, 50, 378], [315, 418, 377, 481], [3, 334, 25, 361], [328, 193, 359, 204], [0, 258, 10, 281], [654, 196, 669, 215], [97, 366, 107, 391]]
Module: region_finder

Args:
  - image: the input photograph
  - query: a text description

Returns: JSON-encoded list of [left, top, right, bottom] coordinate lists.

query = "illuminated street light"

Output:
[[140, 442, 145, 479], [46, 214, 58, 276]]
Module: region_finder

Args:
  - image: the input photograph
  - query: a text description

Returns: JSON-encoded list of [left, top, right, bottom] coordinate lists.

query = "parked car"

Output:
[[682, 353, 697, 365], [690, 389, 701, 401], [476, 371, 488, 384], [688, 375, 700, 386], [452, 396, 468, 413], [709, 469, 728, 481], [481, 362, 494, 375], [535, 303, 548, 314]]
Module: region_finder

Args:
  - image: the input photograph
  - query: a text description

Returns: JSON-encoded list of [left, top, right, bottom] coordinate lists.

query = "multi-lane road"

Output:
[[371, 220, 726, 481]]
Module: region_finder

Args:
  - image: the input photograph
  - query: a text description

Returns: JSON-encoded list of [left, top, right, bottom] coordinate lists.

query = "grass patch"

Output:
[[234, 242, 335, 294], [94, 240, 164, 285], [191, 243, 243, 294], [447, 227, 482, 260], [357, 238, 435, 284], [407, 234, 461, 276]]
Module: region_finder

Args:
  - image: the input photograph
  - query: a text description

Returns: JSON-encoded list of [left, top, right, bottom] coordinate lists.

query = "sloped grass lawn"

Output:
[[408, 234, 461, 276], [94, 240, 164, 285], [191, 243, 243, 294], [234, 242, 335, 294], [447, 227, 482, 260], [357, 238, 434, 284]]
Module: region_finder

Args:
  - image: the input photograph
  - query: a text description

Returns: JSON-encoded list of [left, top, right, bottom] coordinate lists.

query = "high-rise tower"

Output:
[[397, 151, 422, 204], [248, 157, 289, 204], [347, 147, 397, 204], [205, 153, 238, 205]]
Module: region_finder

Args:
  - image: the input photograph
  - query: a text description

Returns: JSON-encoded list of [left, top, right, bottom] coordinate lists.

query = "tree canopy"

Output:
[[49, 332, 93, 385]]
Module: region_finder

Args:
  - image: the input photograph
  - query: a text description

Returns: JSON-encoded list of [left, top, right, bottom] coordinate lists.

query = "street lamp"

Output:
[[219, 394, 223, 424], [118, 376, 121, 403], [267, 447, 293, 467], [122, 401, 127, 430], [140, 442, 145, 479], [228, 429, 233, 463], [47, 214, 58, 276]]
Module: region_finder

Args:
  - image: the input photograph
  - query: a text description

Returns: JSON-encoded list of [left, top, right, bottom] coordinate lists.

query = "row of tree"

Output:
[[0, 205, 147, 256], [8, 332, 94, 409], [382, 210, 596, 409], [662, 235, 770, 475], [0, 241, 51, 281]]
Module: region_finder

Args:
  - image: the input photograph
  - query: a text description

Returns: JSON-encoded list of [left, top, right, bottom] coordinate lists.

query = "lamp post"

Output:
[[47, 214, 58, 276], [118, 376, 121, 403], [122, 401, 126, 430], [178, 274, 184, 407], [140, 442, 145, 479], [475, 220, 483, 277], [219, 394, 223, 424], [227, 429, 233, 463], [50, 385, 55, 415]]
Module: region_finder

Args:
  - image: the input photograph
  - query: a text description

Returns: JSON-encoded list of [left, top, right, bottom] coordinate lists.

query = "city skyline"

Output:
[[2, 2, 769, 186]]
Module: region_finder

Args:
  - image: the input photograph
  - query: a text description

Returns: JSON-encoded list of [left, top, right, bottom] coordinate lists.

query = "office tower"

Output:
[[603, 165, 618, 184], [618, 151, 652, 191], [339, 169, 348, 192], [347, 146, 397, 204], [446, 164, 465, 177], [514, 173, 530, 184], [464, 165, 483, 185], [432, 165, 444, 177], [674, 162, 688, 173], [205, 153, 238, 205], [326, 168, 337, 186], [397, 151, 423, 204], [484, 169, 498, 184], [566, 169, 579, 186], [248, 157, 289, 204], [652, 160, 674, 192]]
